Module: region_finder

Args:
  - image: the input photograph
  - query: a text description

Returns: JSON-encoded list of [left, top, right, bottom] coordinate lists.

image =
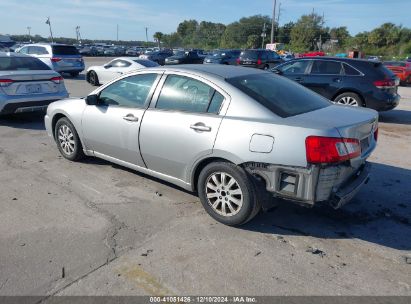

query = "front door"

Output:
[[82, 73, 160, 167], [139, 74, 226, 181], [277, 59, 311, 86]]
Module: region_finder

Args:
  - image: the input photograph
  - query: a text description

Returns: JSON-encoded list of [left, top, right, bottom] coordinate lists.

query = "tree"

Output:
[[290, 13, 324, 52], [277, 22, 294, 44], [153, 32, 164, 48], [220, 15, 271, 48], [246, 34, 259, 49], [177, 20, 198, 46], [329, 26, 350, 48]]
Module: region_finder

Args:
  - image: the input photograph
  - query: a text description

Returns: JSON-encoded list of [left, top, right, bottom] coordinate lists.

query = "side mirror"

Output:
[[85, 94, 99, 105], [104, 64, 111, 69], [272, 68, 283, 75]]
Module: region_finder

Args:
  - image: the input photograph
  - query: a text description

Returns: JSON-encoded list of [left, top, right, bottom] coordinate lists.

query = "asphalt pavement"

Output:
[[0, 58, 410, 297]]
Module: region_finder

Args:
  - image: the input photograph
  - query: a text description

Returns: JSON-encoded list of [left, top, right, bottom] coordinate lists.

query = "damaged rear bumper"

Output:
[[245, 161, 371, 208]]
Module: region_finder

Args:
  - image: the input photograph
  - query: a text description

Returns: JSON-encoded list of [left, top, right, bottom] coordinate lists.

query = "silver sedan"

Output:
[[45, 65, 378, 226]]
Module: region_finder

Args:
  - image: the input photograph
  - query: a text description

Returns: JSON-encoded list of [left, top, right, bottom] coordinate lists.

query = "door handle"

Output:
[[294, 77, 303, 82], [123, 114, 139, 122], [190, 123, 211, 132], [333, 78, 342, 83]]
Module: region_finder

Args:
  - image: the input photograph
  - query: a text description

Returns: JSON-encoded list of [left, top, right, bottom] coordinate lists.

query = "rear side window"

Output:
[[311, 60, 342, 75], [240, 51, 259, 60], [0, 56, 51, 71], [156, 75, 221, 113], [343, 63, 361, 76], [52, 46, 79, 55], [226, 73, 330, 118]]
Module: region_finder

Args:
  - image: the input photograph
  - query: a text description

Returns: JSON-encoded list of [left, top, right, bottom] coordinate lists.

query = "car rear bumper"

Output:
[[245, 161, 372, 209], [0, 92, 68, 115], [368, 93, 400, 111]]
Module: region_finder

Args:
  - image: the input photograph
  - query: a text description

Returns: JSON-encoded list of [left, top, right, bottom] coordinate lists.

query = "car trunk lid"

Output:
[[0, 70, 62, 95]]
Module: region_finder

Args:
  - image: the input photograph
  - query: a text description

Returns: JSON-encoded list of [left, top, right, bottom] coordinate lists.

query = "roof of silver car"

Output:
[[150, 64, 264, 79]]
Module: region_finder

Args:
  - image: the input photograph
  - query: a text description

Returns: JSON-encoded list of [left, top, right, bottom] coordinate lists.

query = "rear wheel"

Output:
[[198, 162, 261, 226], [54, 117, 84, 161], [263, 64, 269, 70], [333, 92, 363, 107], [88, 71, 99, 86]]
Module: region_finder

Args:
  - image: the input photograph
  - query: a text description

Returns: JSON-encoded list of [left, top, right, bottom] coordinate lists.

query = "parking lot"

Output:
[[0, 57, 410, 296]]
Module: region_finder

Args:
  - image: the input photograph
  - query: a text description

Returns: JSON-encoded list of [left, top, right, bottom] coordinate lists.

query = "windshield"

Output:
[[0, 56, 51, 71], [52, 45, 80, 56], [133, 60, 159, 67], [383, 61, 406, 67], [226, 73, 331, 118]]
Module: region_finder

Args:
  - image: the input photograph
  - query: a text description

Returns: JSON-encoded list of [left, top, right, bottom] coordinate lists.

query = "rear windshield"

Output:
[[52, 45, 79, 55], [226, 73, 330, 118], [383, 61, 406, 67], [0, 56, 51, 71], [240, 51, 260, 60], [133, 60, 159, 67]]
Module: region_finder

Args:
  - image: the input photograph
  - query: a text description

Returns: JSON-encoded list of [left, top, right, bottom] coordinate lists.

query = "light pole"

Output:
[[45, 17, 54, 43], [27, 26, 31, 42], [145, 27, 148, 45], [270, 0, 277, 43]]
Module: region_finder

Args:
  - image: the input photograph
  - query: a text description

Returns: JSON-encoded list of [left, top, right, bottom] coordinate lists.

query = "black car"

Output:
[[203, 49, 241, 65], [140, 50, 173, 65], [79, 46, 98, 56], [165, 51, 204, 65], [273, 57, 400, 111], [237, 49, 283, 70]]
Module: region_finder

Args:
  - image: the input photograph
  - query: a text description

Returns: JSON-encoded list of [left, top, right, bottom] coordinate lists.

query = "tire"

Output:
[[333, 92, 363, 107], [197, 162, 261, 226], [263, 65, 269, 70], [70, 72, 79, 77], [88, 70, 99, 86], [54, 117, 85, 161]]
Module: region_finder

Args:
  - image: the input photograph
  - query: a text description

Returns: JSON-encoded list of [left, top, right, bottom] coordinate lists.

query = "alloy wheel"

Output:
[[335, 96, 359, 106], [205, 172, 243, 217], [58, 124, 75, 155]]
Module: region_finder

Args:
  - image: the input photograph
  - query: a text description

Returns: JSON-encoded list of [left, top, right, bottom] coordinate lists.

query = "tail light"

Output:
[[373, 79, 396, 89], [51, 57, 62, 62], [50, 76, 64, 84], [0, 79, 13, 87], [257, 58, 262, 65], [305, 136, 361, 164], [236, 58, 240, 64]]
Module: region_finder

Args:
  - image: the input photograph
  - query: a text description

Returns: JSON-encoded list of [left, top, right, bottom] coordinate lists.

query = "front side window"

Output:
[[156, 75, 223, 113], [227, 73, 330, 118], [112, 60, 131, 67], [98, 74, 158, 108], [310, 60, 343, 75], [279, 60, 310, 75], [19, 47, 29, 54]]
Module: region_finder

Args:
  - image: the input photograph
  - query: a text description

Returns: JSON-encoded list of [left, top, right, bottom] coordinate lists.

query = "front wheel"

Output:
[[198, 162, 261, 226], [54, 117, 85, 161], [88, 71, 99, 86], [333, 92, 363, 107]]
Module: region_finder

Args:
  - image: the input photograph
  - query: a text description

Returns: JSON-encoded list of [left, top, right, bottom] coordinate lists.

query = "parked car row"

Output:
[[0, 49, 400, 225]]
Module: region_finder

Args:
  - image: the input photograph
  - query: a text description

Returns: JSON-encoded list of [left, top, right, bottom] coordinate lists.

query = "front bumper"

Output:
[[245, 161, 371, 209]]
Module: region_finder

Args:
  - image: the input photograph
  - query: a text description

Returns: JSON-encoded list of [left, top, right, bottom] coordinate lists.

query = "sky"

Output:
[[0, 0, 410, 41]]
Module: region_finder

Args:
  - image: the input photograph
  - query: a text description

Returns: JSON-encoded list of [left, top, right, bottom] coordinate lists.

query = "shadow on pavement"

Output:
[[379, 109, 411, 125], [0, 112, 45, 130], [242, 162, 411, 251]]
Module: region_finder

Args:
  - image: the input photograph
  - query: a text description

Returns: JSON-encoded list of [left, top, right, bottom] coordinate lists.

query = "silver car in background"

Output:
[[16, 43, 85, 77], [0, 52, 68, 115], [45, 65, 378, 226]]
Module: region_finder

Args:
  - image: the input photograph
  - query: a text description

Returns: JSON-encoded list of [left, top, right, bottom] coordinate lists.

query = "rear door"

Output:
[[81, 73, 161, 166], [139, 73, 226, 181], [304, 59, 344, 99]]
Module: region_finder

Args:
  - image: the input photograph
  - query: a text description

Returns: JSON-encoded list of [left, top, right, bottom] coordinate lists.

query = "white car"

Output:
[[86, 57, 159, 86]]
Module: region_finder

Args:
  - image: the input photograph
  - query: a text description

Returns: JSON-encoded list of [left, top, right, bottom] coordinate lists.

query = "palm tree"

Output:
[[153, 32, 164, 48]]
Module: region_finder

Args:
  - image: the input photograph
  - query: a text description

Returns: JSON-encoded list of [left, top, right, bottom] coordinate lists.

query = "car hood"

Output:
[[287, 105, 378, 139]]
